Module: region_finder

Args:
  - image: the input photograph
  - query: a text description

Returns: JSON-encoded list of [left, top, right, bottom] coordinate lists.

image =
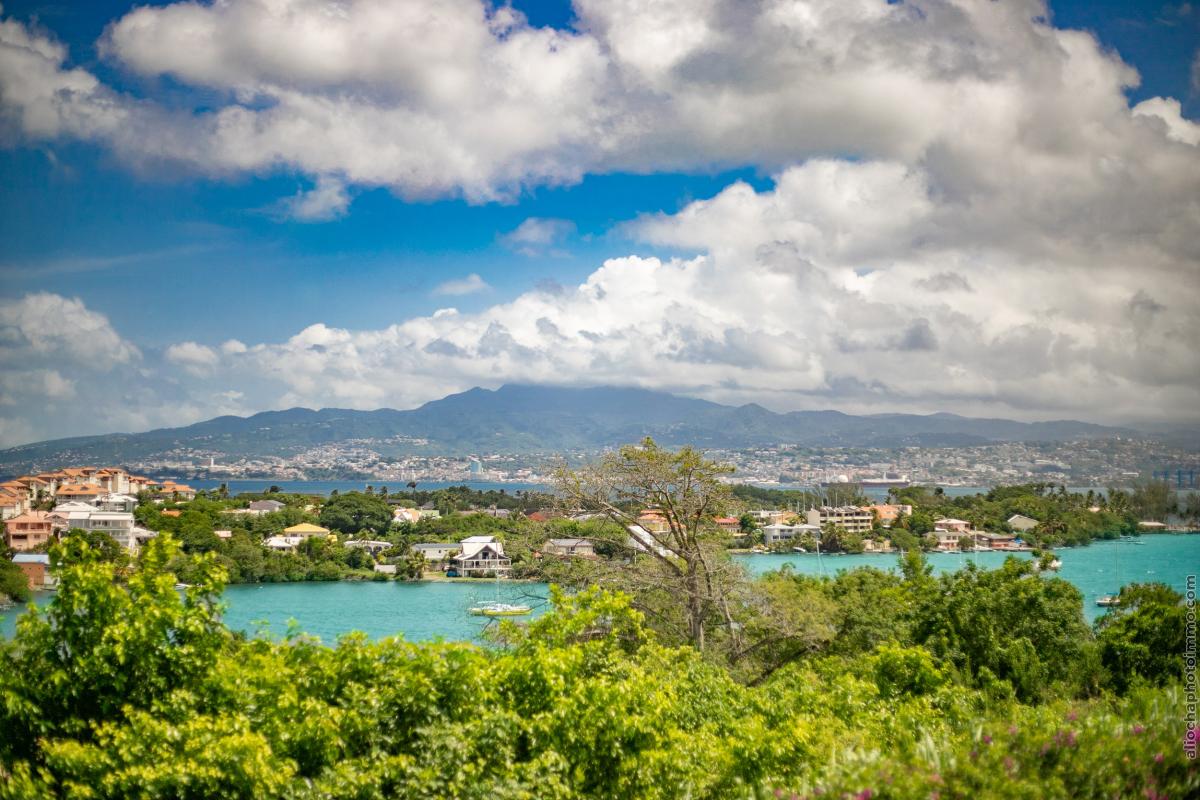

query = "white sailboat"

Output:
[[469, 572, 531, 617]]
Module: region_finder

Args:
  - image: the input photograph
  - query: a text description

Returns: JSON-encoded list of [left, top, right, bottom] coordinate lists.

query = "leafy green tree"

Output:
[[318, 492, 392, 535], [0, 558, 31, 603], [400, 549, 426, 580], [0, 534, 227, 764], [63, 527, 126, 564], [1096, 583, 1187, 691], [909, 558, 1098, 701]]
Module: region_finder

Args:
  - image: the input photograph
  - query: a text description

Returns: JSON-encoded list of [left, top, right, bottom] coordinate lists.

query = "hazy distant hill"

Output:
[[0, 384, 1142, 474]]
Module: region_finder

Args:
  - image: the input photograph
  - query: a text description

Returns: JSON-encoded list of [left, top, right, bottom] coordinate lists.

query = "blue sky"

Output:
[[0, 0, 1198, 444]]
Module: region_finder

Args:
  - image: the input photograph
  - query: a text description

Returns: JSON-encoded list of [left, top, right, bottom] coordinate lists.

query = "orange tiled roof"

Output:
[[160, 510, 182, 517], [57, 483, 102, 495]]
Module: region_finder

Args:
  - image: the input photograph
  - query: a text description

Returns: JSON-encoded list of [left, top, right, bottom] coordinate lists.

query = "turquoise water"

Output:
[[735, 534, 1200, 621], [4, 535, 1196, 639], [2, 580, 550, 644]]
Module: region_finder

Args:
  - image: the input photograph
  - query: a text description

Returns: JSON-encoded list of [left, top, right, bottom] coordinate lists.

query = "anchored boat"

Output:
[[469, 601, 532, 617]]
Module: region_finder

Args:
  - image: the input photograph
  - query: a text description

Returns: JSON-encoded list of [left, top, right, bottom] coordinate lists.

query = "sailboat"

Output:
[[469, 572, 531, 617], [1096, 531, 1121, 608]]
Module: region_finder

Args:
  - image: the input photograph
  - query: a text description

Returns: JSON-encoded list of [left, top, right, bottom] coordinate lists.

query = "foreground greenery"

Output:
[[1, 529, 1194, 799]]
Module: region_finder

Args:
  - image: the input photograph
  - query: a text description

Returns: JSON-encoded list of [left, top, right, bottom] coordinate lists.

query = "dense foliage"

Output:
[[0, 534, 1193, 799], [0, 557, 30, 604], [885, 482, 1166, 546]]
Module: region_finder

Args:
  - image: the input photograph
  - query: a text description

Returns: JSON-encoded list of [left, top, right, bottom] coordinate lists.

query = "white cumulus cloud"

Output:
[[433, 274, 490, 296], [0, 1, 1198, 440]]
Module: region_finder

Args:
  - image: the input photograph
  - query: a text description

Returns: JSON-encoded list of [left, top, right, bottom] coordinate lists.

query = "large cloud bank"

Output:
[[0, 0, 1197, 445]]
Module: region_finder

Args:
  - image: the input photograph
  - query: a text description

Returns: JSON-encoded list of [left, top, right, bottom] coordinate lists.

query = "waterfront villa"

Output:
[[934, 518, 972, 533], [974, 531, 1020, 550], [762, 522, 822, 546], [452, 535, 511, 578], [806, 506, 874, 534], [12, 553, 53, 590], [935, 530, 970, 551], [542, 538, 596, 557]]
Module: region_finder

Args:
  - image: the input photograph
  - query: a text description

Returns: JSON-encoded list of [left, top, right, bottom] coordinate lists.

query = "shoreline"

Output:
[[731, 528, 1200, 557]]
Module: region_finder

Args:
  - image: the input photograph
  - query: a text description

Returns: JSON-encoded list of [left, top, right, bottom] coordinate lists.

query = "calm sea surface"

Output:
[[2, 579, 550, 643], [4, 534, 1196, 639], [734, 533, 1200, 622]]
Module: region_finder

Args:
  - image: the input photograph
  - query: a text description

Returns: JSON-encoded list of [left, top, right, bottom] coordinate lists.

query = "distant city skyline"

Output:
[[1, 0, 1199, 447]]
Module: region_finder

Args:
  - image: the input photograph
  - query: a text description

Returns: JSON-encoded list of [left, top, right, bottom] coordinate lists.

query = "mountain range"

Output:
[[0, 384, 1155, 475]]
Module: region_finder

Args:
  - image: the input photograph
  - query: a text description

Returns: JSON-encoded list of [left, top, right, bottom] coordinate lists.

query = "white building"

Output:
[[50, 503, 140, 552], [452, 535, 511, 577], [94, 493, 138, 513], [265, 535, 304, 552], [805, 506, 874, 534], [80, 511, 137, 552], [411, 543, 459, 563], [762, 522, 822, 546]]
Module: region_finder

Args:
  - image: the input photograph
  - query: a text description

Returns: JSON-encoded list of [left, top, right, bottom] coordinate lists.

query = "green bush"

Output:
[[0, 534, 1193, 799]]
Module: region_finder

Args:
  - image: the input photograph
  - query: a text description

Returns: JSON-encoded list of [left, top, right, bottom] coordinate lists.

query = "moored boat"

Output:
[[469, 602, 532, 617], [1095, 595, 1120, 607]]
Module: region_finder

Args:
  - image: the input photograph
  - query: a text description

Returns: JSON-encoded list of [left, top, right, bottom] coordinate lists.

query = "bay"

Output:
[[2, 579, 550, 643], [734, 533, 1200, 622], [4, 535, 1196, 640]]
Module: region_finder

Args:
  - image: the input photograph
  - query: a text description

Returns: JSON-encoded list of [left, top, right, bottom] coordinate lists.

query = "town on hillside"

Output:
[[3, 460, 1190, 598]]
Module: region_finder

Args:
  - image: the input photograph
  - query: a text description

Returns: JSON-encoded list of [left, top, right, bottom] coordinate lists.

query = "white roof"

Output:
[[53, 502, 96, 512], [87, 511, 134, 520], [413, 542, 458, 550], [457, 539, 505, 559], [13, 553, 50, 565]]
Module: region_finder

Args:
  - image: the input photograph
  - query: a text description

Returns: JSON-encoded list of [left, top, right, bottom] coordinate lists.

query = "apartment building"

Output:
[[805, 505, 874, 534]]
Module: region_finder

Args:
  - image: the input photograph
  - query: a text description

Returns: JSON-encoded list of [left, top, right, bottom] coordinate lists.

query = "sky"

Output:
[[0, 0, 1198, 447]]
